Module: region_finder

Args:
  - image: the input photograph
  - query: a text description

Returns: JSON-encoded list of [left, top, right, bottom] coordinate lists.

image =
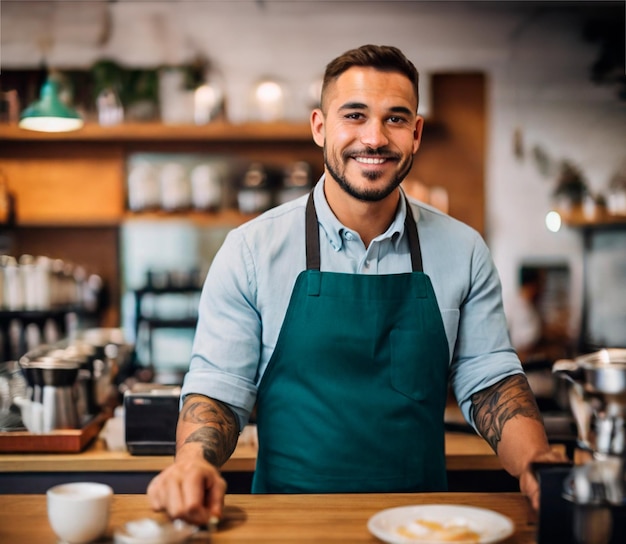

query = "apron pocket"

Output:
[[390, 328, 440, 401]]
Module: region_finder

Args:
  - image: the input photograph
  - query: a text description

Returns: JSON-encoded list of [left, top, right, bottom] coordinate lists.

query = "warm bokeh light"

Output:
[[545, 210, 562, 232], [255, 81, 283, 104], [250, 79, 286, 121]]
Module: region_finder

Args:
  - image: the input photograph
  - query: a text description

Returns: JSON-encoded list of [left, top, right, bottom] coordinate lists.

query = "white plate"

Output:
[[367, 504, 515, 544]]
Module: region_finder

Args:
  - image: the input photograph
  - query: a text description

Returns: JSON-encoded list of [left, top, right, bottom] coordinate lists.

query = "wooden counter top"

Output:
[[0, 437, 257, 473], [0, 431, 500, 473], [0, 492, 537, 543]]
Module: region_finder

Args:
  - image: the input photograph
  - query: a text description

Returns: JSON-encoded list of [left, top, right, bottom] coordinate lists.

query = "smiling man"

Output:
[[147, 45, 562, 526], [313, 62, 420, 247]]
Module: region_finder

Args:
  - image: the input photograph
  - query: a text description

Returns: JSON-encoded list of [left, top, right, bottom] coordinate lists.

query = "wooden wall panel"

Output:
[[1, 144, 125, 225], [408, 73, 486, 235]]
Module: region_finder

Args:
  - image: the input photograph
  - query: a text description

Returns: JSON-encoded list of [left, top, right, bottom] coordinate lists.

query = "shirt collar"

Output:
[[312, 175, 415, 251]]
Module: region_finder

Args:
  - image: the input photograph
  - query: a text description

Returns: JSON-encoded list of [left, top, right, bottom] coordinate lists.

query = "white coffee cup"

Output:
[[47, 482, 113, 543]]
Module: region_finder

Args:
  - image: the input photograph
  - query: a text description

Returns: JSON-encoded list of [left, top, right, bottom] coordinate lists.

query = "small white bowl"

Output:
[[114, 518, 198, 544]]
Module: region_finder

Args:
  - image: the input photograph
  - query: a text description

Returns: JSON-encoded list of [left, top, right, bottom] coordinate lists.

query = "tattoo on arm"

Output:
[[471, 374, 542, 452], [178, 395, 239, 467]]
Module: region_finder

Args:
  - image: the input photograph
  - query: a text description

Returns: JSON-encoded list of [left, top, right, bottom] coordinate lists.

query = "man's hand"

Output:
[[518, 449, 569, 511], [471, 374, 568, 510], [147, 394, 239, 525], [147, 446, 227, 526]]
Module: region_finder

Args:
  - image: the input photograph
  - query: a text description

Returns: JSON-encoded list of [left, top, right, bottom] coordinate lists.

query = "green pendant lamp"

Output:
[[19, 78, 84, 132]]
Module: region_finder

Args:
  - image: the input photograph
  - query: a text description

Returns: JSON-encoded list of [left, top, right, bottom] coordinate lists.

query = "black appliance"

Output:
[[124, 384, 179, 455]]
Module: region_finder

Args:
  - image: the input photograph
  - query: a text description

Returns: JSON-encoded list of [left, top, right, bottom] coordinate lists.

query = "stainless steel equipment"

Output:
[[554, 349, 626, 458], [19, 355, 81, 432], [552, 349, 626, 544], [0, 360, 27, 430], [15, 327, 134, 432], [75, 328, 130, 409]]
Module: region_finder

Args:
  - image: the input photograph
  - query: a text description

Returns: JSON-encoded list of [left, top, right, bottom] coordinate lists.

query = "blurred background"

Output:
[[0, 0, 624, 386]]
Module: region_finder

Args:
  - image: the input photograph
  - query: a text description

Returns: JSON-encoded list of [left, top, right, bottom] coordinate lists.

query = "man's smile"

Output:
[[354, 156, 388, 165]]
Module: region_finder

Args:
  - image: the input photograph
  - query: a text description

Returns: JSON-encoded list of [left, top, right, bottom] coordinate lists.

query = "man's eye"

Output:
[[345, 112, 363, 120], [388, 116, 407, 124]]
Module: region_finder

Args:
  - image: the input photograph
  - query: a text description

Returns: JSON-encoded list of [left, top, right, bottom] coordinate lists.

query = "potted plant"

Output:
[[552, 160, 590, 213]]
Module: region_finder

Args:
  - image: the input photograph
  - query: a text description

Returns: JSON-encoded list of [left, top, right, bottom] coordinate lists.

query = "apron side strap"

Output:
[[306, 192, 321, 271]]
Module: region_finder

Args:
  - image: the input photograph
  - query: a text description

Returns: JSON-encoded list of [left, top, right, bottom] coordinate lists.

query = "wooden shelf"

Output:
[[0, 119, 444, 144], [558, 205, 626, 229], [13, 219, 121, 228], [123, 208, 258, 226], [0, 121, 316, 143]]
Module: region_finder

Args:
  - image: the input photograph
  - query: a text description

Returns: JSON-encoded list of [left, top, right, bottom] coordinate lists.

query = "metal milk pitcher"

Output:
[[20, 355, 80, 432]]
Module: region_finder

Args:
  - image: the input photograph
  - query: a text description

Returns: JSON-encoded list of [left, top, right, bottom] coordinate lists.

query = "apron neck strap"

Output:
[[305, 191, 423, 272], [306, 192, 321, 271], [403, 196, 423, 273]]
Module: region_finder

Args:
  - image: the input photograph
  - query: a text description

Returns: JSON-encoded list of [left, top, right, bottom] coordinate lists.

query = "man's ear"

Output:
[[310, 108, 325, 148], [413, 115, 424, 154]]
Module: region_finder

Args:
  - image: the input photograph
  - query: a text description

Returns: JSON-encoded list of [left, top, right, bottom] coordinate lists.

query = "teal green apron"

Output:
[[252, 192, 450, 493]]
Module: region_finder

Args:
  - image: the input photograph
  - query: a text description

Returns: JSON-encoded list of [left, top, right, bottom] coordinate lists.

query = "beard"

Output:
[[324, 146, 414, 202]]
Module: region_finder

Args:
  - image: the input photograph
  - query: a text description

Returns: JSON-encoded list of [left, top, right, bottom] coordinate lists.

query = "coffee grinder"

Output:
[[541, 349, 626, 544]]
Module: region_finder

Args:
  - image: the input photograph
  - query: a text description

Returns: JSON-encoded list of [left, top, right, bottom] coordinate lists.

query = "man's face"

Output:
[[312, 66, 422, 202]]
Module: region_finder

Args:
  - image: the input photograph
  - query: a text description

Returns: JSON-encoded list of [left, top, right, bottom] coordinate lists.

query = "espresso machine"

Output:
[[542, 349, 626, 544]]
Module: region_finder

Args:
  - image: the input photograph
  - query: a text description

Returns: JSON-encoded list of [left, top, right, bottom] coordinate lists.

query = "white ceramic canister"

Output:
[[34, 255, 52, 310], [19, 254, 38, 310], [2, 255, 22, 311], [190, 163, 222, 211], [160, 162, 191, 211], [127, 162, 161, 211]]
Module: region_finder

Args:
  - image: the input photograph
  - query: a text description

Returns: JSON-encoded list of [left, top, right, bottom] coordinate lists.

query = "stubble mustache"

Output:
[[343, 147, 402, 162]]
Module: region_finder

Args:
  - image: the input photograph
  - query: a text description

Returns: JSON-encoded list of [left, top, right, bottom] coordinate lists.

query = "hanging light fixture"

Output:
[[19, 77, 84, 133]]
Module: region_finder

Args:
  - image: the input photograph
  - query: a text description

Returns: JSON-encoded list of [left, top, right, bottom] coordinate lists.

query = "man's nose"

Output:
[[360, 120, 389, 149]]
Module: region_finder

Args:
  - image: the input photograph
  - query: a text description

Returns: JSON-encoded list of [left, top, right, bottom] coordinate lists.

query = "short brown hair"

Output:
[[320, 44, 419, 111]]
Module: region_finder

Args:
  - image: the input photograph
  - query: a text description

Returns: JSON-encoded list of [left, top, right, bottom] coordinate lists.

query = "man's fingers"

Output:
[[146, 461, 227, 526], [207, 474, 227, 520]]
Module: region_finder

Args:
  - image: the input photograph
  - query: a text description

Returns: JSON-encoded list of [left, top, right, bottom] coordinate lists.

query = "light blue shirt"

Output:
[[182, 176, 523, 431]]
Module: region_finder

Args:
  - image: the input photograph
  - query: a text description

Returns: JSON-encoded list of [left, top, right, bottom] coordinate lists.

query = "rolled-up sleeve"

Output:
[[448, 234, 523, 428], [182, 227, 260, 431]]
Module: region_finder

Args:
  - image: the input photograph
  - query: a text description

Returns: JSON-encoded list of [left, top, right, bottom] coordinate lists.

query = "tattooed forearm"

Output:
[[184, 427, 233, 466], [177, 395, 239, 467], [471, 374, 543, 452]]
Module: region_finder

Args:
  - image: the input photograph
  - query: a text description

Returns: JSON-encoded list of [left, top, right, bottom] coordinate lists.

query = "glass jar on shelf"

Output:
[[237, 163, 275, 214], [276, 161, 313, 205]]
